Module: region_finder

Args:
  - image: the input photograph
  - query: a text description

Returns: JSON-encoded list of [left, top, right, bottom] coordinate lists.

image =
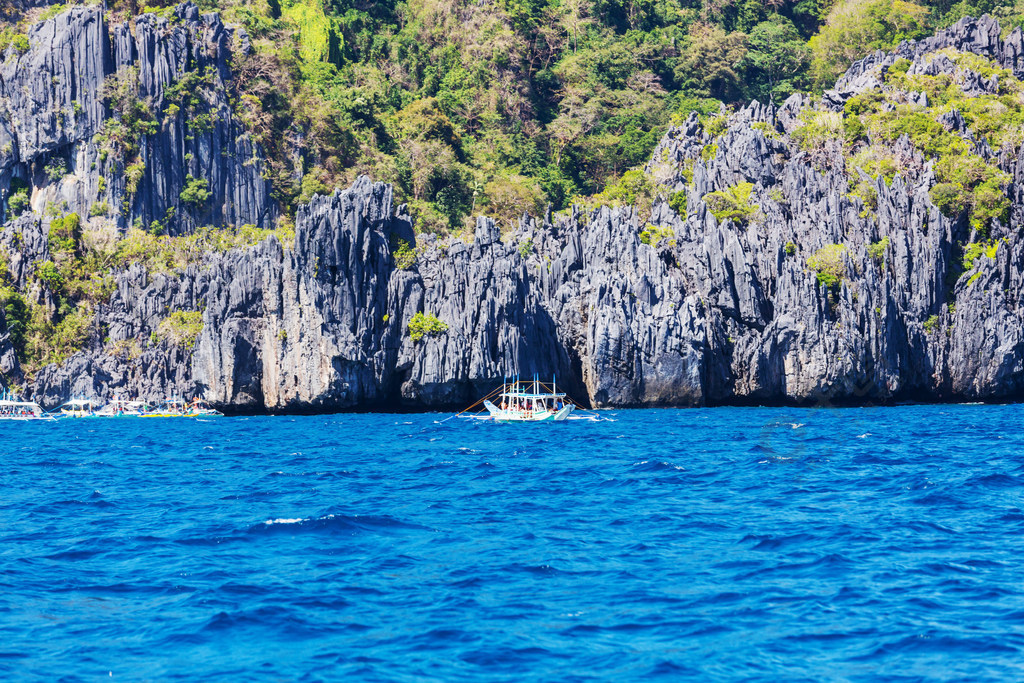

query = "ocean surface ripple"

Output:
[[3, 405, 1024, 680]]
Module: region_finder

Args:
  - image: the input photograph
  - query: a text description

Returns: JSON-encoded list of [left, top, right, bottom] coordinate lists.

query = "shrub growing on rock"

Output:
[[36, 260, 65, 293], [867, 236, 890, 261], [8, 188, 29, 216], [48, 213, 81, 254], [407, 312, 448, 342], [807, 244, 847, 288], [393, 238, 417, 269], [180, 175, 211, 206], [156, 310, 205, 349], [703, 182, 759, 225]]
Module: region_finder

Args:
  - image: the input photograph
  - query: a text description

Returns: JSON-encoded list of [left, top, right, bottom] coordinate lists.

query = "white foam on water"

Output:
[[265, 517, 305, 525]]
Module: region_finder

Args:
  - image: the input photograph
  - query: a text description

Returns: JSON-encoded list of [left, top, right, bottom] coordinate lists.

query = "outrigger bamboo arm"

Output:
[[453, 384, 505, 418]]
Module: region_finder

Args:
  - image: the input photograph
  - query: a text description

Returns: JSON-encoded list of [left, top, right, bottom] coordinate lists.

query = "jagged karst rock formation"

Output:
[[0, 3, 275, 234], [4, 9, 1024, 411]]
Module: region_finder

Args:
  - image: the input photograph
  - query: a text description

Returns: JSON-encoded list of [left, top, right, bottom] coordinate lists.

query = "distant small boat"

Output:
[[0, 389, 51, 421], [186, 398, 223, 417], [59, 397, 100, 418], [141, 397, 223, 418], [94, 396, 154, 417]]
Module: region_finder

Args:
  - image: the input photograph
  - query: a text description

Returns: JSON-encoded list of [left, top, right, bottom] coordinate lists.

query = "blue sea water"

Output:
[[3, 405, 1024, 681]]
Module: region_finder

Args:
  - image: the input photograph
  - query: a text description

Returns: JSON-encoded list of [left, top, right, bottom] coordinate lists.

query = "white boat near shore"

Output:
[[60, 397, 100, 418], [93, 396, 154, 417], [482, 378, 575, 422], [457, 376, 599, 423], [0, 390, 51, 420]]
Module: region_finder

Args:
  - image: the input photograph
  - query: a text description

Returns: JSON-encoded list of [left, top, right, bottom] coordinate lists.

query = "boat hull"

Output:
[[483, 400, 574, 422]]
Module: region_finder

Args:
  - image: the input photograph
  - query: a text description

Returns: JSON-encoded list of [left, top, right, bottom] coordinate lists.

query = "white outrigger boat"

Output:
[[94, 396, 154, 417], [59, 397, 100, 418], [455, 375, 600, 423], [0, 389, 52, 421], [483, 377, 575, 422], [141, 397, 223, 418]]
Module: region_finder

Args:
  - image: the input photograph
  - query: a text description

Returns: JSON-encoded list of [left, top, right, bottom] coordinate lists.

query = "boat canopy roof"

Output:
[[500, 391, 567, 399]]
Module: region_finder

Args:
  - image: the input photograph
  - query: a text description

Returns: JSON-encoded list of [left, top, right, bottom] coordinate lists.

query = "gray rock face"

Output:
[[0, 3, 275, 233], [7, 11, 1024, 410]]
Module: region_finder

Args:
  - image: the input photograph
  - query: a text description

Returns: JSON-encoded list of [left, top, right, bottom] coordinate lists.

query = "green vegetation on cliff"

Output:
[[40, 0, 997, 235]]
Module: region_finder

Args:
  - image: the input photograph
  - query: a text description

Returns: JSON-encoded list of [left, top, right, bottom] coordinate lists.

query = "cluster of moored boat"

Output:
[[0, 390, 222, 421]]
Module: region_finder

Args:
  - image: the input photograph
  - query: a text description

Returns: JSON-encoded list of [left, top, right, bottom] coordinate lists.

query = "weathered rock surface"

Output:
[[0, 3, 275, 234], [7, 11, 1024, 410]]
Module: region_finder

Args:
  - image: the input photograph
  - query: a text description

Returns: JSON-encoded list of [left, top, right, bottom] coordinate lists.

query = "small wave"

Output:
[[968, 473, 1021, 489], [741, 532, 817, 551], [631, 460, 685, 472], [648, 660, 700, 676], [251, 513, 431, 536], [852, 633, 1019, 659]]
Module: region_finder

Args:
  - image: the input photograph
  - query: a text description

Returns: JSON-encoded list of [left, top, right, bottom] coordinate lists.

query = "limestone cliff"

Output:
[[5, 8, 1024, 410]]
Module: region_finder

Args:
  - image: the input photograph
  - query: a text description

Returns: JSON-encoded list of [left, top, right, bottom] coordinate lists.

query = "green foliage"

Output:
[[125, 162, 145, 196], [210, 0, 839, 230], [39, 3, 70, 20], [180, 175, 211, 206], [668, 190, 687, 218], [700, 143, 719, 162], [111, 224, 296, 275], [0, 287, 28, 352], [24, 303, 93, 370], [34, 0, 1004, 239], [704, 115, 729, 139], [703, 182, 759, 225], [48, 213, 82, 254], [745, 18, 811, 101], [299, 170, 330, 203], [923, 314, 939, 333], [962, 239, 1000, 271], [832, 48, 1021, 232], [518, 238, 533, 259], [793, 109, 844, 150], [809, 0, 930, 88], [483, 175, 545, 229], [36, 260, 66, 292], [407, 312, 448, 342], [807, 244, 847, 288], [281, 0, 332, 63], [7, 187, 29, 216], [784, 241, 797, 256], [44, 158, 67, 182], [156, 310, 205, 350], [0, 28, 30, 57], [89, 201, 109, 217], [4, 0, 1008, 245], [752, 121, 781, 140], [393, 238, 417, 269], [671, 98, 724, 126], [639, 224, 675, 246], [867, 236, 890, 261], [593, 169, 654, 212]]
